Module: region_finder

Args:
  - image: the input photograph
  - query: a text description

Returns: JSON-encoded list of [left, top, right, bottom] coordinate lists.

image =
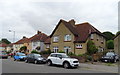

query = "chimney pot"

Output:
[[69, 19, 75, 26], [37, 30, 41, 34]]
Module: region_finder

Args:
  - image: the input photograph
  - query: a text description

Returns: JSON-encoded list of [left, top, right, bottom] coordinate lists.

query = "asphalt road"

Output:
[[2, 58, 106, 73]]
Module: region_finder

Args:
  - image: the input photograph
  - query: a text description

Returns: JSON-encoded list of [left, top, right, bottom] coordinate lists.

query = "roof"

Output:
[[50, 19, 106, 43], [7, 43, 14, 47], [113, 32, 120, 40], [74, 22, 106, 43], [50, 19, 78, 37], [14, 37, 29, 44], [29, 32, 48, 42], [0, 43, 8, 47], [44, 36, 51, 44]]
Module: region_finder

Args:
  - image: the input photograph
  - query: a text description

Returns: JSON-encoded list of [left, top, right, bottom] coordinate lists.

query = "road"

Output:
[[1, 58, 105, 73]]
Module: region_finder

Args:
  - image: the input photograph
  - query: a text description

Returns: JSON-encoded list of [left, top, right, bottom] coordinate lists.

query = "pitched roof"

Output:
[[113, 32, 120, 40], [50, 19, 106, 43], [14, 37, 29, 44], [29, 31, 48, 42], [50, 19, 78, 37], [7, 43, 14, 47], [44, 36, 51, 44]]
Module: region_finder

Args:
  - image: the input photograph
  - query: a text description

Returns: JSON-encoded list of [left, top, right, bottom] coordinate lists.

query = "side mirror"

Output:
[[59, 56, 62, 59]]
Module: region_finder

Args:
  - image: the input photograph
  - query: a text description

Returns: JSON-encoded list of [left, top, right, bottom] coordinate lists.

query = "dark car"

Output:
[[0, 52, 8, 59], [100, 52, 119, 63], [25, 53, 46, 64]]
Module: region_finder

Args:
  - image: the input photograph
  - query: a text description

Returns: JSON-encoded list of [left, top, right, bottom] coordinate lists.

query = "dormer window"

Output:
[[64, 34, 71, 41], [53, 36, 59, 42]]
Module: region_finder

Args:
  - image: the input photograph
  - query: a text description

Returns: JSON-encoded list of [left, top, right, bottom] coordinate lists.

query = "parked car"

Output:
[[25, 53, 46, 64], [0, 52, 8, 59], [100, 52, 119, 63], [47, 53, 80, 69], [14, 53, 26, 61]]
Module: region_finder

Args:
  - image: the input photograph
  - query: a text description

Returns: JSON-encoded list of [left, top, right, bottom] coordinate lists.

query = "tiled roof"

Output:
[[44, 36, 51, 44], [29, 32, 48, 42], [14, 37, 29, 44], [50, 19, 106, 43]]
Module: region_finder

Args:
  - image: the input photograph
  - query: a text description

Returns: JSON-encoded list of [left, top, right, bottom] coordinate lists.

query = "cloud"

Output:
[[0, 0, 119, 42]]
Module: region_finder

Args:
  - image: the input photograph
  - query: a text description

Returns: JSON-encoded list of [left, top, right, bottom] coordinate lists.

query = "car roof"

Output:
[[50, 53, 66, 55], [17, 53, 25, 55]]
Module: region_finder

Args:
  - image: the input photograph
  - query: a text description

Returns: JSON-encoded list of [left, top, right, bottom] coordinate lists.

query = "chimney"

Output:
[[69, 19, 75, 26], [37, 30, 41, 34], [23, 36, 26, 39]]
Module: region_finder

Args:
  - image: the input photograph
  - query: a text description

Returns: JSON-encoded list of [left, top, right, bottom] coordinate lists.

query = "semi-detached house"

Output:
[[49, 19, 106, 55]]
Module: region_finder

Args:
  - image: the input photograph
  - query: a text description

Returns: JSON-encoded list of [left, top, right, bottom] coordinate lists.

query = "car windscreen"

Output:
[[106, 53, 115, 56], [18, 53, 26, 56], [34, 54, 42, 58]]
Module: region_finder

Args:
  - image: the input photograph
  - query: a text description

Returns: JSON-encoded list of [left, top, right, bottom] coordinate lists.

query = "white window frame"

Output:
[[53, 36, 59, 42], [64, 46, 71, 53], [53, 46, 59, 53], [64, 34, 71, 41], [76, 44, 83, 49]]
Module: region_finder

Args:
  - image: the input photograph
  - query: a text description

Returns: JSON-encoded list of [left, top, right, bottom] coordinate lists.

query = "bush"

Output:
[[40, 50, 51, 55], [87, 40, 98, 55], [107, 40, 114, 49], [77, 53, 87, 57], [31, 50, 39, 54], [86, 55, 92, 61], [68, 52, 76, 56], [58, 50, 65, 53]]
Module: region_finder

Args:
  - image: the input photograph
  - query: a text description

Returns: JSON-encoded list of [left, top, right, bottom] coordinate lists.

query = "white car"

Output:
[[47, 53, 80, 69]]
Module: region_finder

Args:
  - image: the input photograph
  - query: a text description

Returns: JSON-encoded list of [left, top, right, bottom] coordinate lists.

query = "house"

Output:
[[113, 32, 120, 54], [50, 19, 106, 55], [6, 43, 14, 52], [13, 36, 29, 52], [44, 36, 51, 51], [0, 43, 7, 51], [29, 31, 48, 52]]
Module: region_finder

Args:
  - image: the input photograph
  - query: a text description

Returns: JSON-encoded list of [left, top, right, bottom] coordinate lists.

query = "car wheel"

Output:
[[34, 60, 38, 64], [63, 62, 70, 69], [47, 60, 52, 66]]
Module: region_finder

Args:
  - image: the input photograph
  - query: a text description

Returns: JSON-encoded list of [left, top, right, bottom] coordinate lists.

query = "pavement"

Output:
[[1, 58, 118, 73]]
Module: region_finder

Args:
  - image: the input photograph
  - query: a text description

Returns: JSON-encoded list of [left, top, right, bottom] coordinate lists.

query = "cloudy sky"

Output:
[[0, 0, 119, 43]]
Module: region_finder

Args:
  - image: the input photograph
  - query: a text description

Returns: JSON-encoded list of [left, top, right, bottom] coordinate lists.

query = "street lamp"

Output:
[[9, 30, 15, 43]]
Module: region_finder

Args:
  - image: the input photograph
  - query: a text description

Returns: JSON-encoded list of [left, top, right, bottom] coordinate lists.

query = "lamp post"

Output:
[[9, 30, 15, 43]]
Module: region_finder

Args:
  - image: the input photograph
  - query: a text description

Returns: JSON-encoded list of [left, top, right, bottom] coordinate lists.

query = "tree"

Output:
[[106, 40, 114, 49], [102, 31, 115, 41], [20, 46, 27, 52], [0, 38, 11, 44], [87, 40, 98, 55]]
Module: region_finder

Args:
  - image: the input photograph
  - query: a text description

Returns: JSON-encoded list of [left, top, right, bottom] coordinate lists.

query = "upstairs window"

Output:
[[90, 34, 94, 40], [64, 34, 71, 41], [76, 44, 83, 49], [53, 36, 59, 42]]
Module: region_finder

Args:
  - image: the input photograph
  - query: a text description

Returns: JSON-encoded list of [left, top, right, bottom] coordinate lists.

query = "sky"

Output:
[[0, 0, 119, 43]]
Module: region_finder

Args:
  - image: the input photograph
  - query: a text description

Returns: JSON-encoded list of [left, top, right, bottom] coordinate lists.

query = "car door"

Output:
[[56, 54, 63, 65], [14, 53, 19, 60], [30, 54, 35, 63], [50, 54, 57, 64]]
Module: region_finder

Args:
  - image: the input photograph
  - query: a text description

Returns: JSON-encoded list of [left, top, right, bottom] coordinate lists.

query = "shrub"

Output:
[[31, 50, 39, 54], [107, 40, 114, 49], [68, 52, 76, 56], [87, 40, 98, 55], [58, 50, 65, 53], [86, 55, 92, 61]]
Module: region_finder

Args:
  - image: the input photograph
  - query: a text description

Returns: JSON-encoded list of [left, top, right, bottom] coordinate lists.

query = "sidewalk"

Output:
[[79, 62, 118, 73]]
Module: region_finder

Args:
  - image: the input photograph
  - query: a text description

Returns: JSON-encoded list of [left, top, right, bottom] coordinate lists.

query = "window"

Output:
[[64, 46, 71, 54], [76, 44, 82, 49], [90, 34, 94, 40], [53, 46, 59, 53], [64, 34, 71, 41], [53, 36, 59, 42], [50, 54, 57, 57], [46, 44, 50, 48]]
